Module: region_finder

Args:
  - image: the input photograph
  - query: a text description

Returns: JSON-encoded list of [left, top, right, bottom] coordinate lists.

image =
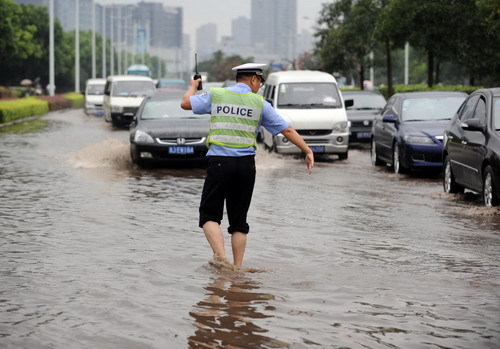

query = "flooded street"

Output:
[[1, 109, 499, 348]]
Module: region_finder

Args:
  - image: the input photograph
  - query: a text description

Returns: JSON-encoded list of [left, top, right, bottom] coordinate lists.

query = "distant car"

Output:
[[443, 87, 500, 207], [103, 75, 156, 127], [371, 91, 467, 173], [129, 90, 210, 166], [342, 90, 386, 143], [156, 78, 187, 91], [84, 78, 106, 115]]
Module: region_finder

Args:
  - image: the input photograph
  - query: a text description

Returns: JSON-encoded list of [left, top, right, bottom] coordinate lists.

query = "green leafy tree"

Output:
[[315, 0, 383, 89]]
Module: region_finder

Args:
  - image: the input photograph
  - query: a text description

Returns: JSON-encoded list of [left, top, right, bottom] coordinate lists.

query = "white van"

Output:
[[103, 75, 156, 127], [84, 78, 106, 115], [261, 70, 352, 159]]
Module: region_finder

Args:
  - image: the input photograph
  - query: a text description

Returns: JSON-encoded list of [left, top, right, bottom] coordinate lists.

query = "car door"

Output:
[[448, 94, 480, 186], [379, 97, 399, 159], [373, 96, 396, 160], [460, 95, 487, 190]]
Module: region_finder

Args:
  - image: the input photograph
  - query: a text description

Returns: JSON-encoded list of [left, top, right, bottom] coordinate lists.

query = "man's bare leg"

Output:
[[231, 232, 247, 268], [202, 221, 227, 260]]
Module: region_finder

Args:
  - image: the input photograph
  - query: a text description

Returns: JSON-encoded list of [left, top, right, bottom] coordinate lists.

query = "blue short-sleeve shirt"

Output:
[[190, 83, 289, 157]]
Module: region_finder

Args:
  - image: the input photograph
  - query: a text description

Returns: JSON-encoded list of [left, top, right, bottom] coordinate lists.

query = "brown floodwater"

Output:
[[1, 109, 499, 348]]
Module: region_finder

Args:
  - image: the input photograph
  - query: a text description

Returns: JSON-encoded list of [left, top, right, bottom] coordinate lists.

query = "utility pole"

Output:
[[75, 0, 80, 93], [49, 0, 55, 96], [404, 42, 410, 85], [110, 4, 114, 76], [91, 0, 96, 79], [102, 4, 106, 78]]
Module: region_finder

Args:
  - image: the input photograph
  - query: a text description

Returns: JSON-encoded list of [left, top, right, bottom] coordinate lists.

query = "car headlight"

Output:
[[332, 121, 349, 133], [404, 135, 434, 144], [134, 130, 154, 144], [111, 105, 123, 113]]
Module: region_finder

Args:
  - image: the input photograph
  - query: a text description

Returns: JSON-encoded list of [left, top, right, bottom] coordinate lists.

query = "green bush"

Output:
[[379, 84, 483, 98], [63, 92, 84, 108], [0, 98, 49, 123]]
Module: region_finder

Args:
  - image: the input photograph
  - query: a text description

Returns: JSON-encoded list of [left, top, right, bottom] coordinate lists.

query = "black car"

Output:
[[443, 88, 500, 207], [342, 90, 386, 143], [371, 91, 467, 173], [129, 90, 210, 166]]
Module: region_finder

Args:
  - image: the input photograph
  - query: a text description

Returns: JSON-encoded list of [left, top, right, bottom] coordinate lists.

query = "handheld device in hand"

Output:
[[193, 53, 202, 91]]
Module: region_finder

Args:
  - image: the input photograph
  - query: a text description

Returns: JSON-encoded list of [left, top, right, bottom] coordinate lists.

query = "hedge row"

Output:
[[378, 84, 483, 98], [0, 93, 84, 124], [0, 98, 49, 123]]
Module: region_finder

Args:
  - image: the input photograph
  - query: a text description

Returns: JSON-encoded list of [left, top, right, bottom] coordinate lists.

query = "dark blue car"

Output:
[[371, 91, 467, 173]]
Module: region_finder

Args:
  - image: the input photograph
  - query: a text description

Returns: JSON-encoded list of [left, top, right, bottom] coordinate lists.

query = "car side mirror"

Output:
[[344, 99, 354, 108], [104, 90, 110, 96], [461, 118, 485, 132], [382, 114, 397, 123]]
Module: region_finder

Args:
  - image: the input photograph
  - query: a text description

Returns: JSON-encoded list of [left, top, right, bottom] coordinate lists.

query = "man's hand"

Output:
[[305, 151, 314, 175]]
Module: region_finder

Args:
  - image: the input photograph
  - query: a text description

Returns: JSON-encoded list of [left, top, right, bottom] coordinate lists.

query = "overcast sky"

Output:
[[113, 0, 328, 41]]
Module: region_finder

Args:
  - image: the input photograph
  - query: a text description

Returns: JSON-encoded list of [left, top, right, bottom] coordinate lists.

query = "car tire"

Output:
[[338, 151, 348, 160], [392, 143, 405, 174], [443, 157, 464, 194], [483, 165, 499, 207], [371, 138, 382, 166], [130, 147, 143, 167]]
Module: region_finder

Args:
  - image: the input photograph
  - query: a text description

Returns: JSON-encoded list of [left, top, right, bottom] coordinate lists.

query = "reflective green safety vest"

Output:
[[208, 87, 263, 148]]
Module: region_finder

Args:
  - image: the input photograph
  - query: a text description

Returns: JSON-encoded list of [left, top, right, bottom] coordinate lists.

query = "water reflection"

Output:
[[188, 269, 287, 348]]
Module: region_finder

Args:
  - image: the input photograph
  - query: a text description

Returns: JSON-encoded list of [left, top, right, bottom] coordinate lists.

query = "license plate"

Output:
[[357, 132, 371, 138], [310, 146, 325, 153], [169, 146, 194, 154]]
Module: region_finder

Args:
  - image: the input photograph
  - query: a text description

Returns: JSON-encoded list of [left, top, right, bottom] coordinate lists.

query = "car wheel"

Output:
[[443, 157, 464, 194], [371, 138, 382, 166], [392, 143, 405, 174], [483, 166, 499, 207], [338, 151, 348, 160]]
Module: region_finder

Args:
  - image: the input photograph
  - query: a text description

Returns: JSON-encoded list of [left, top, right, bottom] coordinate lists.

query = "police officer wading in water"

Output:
[[181, 63, 314, 268]]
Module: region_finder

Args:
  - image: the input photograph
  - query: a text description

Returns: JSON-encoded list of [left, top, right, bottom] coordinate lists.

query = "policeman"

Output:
[[181, 63, 314, 268]]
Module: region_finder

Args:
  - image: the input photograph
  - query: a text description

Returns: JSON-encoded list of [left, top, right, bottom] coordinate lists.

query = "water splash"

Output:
[[71, 138, 131, 169]]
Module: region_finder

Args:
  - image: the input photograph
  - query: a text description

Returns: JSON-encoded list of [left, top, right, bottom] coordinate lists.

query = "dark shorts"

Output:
[[199, 156, 256, 234]]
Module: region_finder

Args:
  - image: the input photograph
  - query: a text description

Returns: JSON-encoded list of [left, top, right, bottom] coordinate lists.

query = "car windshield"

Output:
[[141, 100, 207, 120], [494, 97, 500, 131], [112, 81, 155, 97], [157, 79, 186, 90], [86, 84, 105, 95], [345, 92, 386, 110], [277, 82, 341, 108], [401, 96, 465, 122]]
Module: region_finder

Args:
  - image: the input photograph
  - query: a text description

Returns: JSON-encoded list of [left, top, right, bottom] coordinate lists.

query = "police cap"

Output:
[[232, 63, 267, 78]]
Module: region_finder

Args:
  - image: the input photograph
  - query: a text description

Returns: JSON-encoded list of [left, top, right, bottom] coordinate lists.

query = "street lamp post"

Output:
[[75, 0, 80, 93], [92, 0, 96, 79], [49, 0, 55, 96], [102, 3, 106, 78]]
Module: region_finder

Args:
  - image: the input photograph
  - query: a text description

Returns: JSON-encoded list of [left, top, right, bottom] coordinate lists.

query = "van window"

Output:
[[86, 84, 105, 95], [277, 83, 341, 108], [112, 81, 155, 97]]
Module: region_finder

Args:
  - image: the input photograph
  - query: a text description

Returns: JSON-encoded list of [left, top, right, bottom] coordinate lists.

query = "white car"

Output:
[[84, 78, 106, 116], [260, 70, 352, 159], [103, 75, 156, 127]]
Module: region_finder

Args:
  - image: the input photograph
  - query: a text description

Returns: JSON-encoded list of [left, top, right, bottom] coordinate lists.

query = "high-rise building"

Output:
[[251, 0, 297, 60], [196, 23, 217, 60], [231, 17, 251, 47]]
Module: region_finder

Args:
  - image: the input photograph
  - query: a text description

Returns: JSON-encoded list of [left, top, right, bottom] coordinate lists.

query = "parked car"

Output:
[[260, 70, 352, 160], [371, 91, 467, 173], [342, 90, 386, 143], [442, 88, 500, 207], [129, 90, 210, 166], [103, 75, 156, 127], [84, 78, 106, 116]]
